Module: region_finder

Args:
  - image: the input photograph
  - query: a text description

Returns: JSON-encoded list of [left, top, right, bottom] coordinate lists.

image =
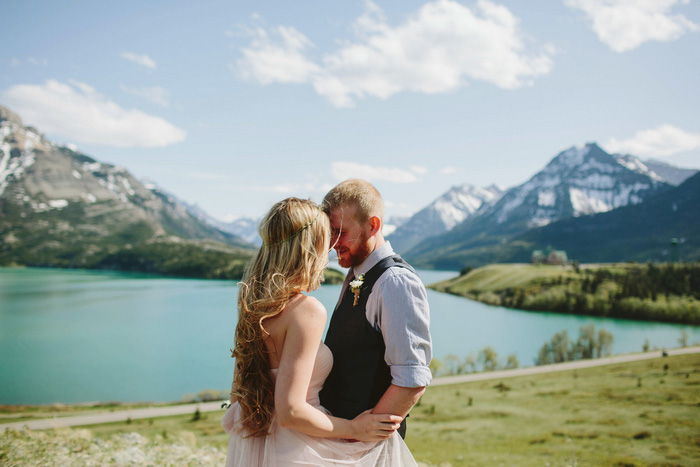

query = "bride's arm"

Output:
[[274, 297, 401, 441]]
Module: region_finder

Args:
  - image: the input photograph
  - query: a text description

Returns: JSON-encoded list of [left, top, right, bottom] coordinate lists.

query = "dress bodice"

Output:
[[270, 342, 333, 408]]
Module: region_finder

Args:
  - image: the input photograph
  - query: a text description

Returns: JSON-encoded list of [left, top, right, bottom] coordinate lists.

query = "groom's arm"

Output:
[[371, 384, 425, 418], [368, 269, 432, 417]]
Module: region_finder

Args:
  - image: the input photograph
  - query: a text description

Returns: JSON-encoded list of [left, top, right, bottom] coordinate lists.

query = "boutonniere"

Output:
[[349, 274, 365, 306]]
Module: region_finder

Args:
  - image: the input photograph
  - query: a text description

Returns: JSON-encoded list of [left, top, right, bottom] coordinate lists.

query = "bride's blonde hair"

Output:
[[232, 197, 330, 437]]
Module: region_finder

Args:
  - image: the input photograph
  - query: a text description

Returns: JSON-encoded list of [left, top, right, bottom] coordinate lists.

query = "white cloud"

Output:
[[440, 166, 458, 175], [120, 85, 170, 107], [121, 52, 157, 70], [411, 166, 428, 174], [235, 25, 321, 84], [565, 0, 699, 52], [3, 79, 186, 148], [235, 0, 554, 107], [332, 161, 419, 183], [605, 124, 700, 157], [27, 57, 48, 66], [9, 57, 48, 67]]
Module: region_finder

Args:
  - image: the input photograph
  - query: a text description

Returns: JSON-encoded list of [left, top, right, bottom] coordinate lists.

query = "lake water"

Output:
[[1, 267, 698, 405]]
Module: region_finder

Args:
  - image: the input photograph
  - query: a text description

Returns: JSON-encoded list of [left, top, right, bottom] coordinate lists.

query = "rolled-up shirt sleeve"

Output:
[[369, 269, 432, 388]]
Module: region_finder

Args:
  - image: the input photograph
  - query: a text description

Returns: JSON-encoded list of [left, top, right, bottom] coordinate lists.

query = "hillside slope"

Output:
[[0, 105, 254, 278]]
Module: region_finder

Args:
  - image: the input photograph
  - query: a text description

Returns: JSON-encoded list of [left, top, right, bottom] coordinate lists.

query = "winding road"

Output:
[[3, 346, 698, 431]]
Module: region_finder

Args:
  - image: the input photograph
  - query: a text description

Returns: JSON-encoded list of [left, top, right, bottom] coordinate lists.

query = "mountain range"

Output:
[[0, 105, 254, 278], [2, 104, 698, 275], [388, 184, 503, 253], [396, 143, 698, 269], [515, 171, 700, 264]]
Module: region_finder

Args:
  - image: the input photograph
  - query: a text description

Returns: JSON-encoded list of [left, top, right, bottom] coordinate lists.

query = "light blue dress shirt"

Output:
[[347, 242, 433, 388]]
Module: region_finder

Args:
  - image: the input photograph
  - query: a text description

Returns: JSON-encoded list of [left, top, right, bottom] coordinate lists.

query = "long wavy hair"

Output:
[[232, 197, 330, 437]]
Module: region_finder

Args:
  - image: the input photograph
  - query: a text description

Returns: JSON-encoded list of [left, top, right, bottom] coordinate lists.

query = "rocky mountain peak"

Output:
[[488, 142, 670, 228], [0, 105, 24, 126]]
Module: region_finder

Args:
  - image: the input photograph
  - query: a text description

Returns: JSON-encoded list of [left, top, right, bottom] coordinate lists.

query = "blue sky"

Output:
[[2, 0, 699, 220]]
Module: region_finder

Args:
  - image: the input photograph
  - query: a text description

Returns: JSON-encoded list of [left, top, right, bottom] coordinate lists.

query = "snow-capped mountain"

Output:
[[388, 184, 503, 254], [485, 143, 670, 230], [0, 105, 252, 273], [405, 142, 673, 269]]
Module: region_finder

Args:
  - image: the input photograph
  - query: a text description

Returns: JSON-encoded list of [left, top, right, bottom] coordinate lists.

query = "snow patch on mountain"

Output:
[[497, 184, 531, 223], [538, 190, 556, 207], [0, 140, 35, 197], [569, 188, 612, 214], [623, 156, 697, 186]]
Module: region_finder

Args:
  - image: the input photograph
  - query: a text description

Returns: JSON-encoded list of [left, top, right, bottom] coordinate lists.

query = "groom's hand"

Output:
[[349, 409, 402, 442]]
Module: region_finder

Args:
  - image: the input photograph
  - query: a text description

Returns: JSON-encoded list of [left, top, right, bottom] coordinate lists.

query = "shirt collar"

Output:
[[352, 241, 395, 277]]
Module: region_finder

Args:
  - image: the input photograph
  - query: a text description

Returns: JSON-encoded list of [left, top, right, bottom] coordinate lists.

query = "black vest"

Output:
[[320, 255, 415, 428]]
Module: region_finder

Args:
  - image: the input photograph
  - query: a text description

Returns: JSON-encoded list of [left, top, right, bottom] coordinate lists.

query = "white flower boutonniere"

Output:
[[349, 274, 365, 306]]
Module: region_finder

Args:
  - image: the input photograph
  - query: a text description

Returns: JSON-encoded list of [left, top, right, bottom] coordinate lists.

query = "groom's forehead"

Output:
[[330, 204, 361, 227]]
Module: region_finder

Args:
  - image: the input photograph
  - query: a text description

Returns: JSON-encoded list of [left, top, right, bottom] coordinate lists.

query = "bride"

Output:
[[222, 197, 419, 466]]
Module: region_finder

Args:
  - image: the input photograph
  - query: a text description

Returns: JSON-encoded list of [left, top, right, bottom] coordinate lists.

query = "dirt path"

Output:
[[430, 346, 700, 386], [0, 401, 225, 431], [3, 346, 698, 431]]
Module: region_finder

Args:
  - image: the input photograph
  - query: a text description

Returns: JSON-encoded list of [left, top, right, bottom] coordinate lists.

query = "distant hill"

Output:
[[0, 105, 255, 278], [405, 143, 675, 269], [638, 158, 698, 186]]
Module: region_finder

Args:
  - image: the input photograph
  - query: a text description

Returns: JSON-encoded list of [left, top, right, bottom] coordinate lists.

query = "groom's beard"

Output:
[[336, 234, 372, 269]]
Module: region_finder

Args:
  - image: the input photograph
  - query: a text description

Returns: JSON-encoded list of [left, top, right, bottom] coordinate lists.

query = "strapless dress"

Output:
[[222, 342, 417, 466]]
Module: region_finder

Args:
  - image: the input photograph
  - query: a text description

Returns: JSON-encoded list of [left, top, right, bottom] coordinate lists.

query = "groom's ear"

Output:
[[368, 216, 382, 237]]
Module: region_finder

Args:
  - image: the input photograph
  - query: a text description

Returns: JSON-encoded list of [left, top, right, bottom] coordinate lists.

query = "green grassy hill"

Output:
[[430, 262, 700, 324]]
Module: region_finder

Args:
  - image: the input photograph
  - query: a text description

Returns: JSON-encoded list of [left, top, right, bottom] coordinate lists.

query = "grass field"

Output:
[[407, 352, 700, 466], [3, 353, 699, 466], [431, 263, 576, 294]]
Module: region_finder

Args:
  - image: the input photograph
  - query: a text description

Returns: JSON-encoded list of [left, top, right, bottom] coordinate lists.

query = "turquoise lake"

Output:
[[1, 267, 698, 405]]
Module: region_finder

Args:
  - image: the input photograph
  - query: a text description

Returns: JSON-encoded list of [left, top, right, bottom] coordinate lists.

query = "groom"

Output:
[[319, 179, 432, 438]]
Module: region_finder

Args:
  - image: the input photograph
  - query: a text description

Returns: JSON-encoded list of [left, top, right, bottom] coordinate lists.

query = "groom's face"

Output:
[[329, 204, 372, 268]]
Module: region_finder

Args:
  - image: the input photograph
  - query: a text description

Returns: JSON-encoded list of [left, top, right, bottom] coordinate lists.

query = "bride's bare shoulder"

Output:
[[285, 294, 326, 322]]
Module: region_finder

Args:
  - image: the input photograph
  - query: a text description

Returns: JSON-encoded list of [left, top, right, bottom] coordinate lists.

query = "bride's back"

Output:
[[262, 293, 324, 370]]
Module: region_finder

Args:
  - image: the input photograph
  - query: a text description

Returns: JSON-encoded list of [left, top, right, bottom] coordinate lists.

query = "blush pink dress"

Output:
[[222, 343, 418, 466]]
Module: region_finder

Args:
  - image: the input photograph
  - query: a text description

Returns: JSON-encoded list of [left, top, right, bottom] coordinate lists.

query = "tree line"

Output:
[[430, 325, 615, 377], [490, 262, 700, 324], [536, 324, 613, 365]]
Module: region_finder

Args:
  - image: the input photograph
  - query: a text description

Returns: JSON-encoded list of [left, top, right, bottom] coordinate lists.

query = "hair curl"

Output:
[[232, 198, 330, 437]]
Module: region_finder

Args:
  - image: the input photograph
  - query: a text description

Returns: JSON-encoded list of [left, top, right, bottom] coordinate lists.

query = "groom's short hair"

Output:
[[323, 179, 384, 223]]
